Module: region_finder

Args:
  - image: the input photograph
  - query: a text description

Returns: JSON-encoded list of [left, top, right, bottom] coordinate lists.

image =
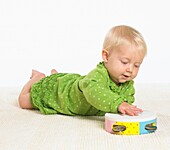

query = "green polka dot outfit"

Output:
[[30, 62, 135, 116]]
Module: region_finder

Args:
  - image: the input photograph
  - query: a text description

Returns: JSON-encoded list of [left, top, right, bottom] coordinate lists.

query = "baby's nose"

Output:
[[127, 64, 133, 72]]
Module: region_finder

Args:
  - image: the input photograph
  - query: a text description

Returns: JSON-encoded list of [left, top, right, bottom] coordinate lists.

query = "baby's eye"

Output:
[[134, 64, 140, 68], [121, 61, 128, 64]]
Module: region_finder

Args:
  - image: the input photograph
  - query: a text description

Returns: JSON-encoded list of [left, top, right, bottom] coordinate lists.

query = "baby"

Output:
[[18, 25, 147, 116]]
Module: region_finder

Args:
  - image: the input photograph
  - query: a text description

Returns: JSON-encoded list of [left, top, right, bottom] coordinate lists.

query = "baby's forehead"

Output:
[[114, 45, 145, 61]]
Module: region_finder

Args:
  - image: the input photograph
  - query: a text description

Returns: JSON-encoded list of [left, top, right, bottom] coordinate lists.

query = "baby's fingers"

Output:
[[125, 107, 142, 116], [125, 109, 136, 116], [131, 106, 143, 112]]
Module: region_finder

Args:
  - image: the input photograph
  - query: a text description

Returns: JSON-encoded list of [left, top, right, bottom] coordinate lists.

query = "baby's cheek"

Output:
[[132, 70, 139, 79]]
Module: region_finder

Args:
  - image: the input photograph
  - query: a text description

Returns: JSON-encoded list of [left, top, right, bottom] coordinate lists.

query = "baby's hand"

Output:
[[118, 102, 143, 116]]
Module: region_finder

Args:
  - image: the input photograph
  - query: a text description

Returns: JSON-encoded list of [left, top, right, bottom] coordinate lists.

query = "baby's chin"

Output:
[[118, 78, 130, 83], [110, 77, 131, 85], [119, 76, 134, 83]]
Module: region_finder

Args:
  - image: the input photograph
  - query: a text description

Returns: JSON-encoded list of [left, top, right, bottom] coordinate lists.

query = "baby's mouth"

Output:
[[122, 74, 130, 78]]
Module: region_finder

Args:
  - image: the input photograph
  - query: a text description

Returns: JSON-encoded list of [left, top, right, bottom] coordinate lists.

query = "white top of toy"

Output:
[[105, 110, 157, 122]]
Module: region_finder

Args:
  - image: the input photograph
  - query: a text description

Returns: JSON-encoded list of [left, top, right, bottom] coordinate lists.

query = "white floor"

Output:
[[0, 84, 170, 150]]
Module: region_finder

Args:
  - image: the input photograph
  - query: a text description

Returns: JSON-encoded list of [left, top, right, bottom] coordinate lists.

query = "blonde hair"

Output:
[[103, 25, 147, 56]]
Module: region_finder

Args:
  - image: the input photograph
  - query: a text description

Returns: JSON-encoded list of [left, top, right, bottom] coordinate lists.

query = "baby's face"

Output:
[[103, 44, 145, 84]]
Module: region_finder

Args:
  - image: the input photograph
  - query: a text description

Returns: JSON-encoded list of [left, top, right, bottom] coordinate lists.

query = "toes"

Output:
[[51, 69, 58, 74]]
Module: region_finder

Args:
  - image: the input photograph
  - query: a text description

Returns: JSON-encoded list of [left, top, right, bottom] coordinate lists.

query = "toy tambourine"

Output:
[[105, 110, 157, 135]]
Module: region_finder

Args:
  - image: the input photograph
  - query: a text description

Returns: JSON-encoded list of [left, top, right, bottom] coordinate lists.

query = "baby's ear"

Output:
[[102, 49, 109, 63]]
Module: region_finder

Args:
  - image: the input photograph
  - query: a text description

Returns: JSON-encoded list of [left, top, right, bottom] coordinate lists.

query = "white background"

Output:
[[0, 0, 170, 87]]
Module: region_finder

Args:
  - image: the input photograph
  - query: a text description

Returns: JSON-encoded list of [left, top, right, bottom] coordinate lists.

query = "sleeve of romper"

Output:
[[79, 71, 133, 113], [120, 80, 135, 105]]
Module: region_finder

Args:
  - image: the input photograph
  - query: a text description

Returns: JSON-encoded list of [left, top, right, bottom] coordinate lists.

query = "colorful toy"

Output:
[[105, 110, 157, 135]]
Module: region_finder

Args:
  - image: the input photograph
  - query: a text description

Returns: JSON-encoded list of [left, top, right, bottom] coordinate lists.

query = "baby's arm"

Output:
[[117, 81, 142, 116], [80, 78, 134, 114], [79, 68, 140, 115], [118, 102, 143, 116]]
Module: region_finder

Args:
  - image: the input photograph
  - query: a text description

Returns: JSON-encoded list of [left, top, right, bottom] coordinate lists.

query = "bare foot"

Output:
[[51, 69, 58, 74], [30, 70, 45, 79]]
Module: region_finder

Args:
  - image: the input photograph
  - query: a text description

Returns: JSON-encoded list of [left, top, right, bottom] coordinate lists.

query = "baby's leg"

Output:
[[18, 70, 45, 109]]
